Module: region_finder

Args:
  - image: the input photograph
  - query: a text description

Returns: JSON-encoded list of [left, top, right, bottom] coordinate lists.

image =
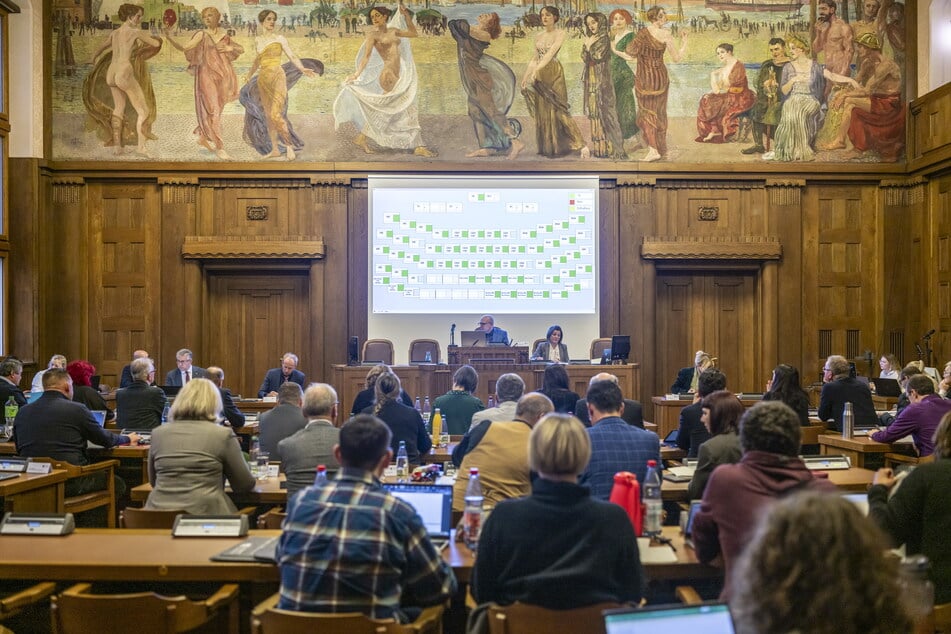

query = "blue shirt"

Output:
[[276, 467, 456, 621], [486, 326, 509, 345], [580, 416, 661, 500]]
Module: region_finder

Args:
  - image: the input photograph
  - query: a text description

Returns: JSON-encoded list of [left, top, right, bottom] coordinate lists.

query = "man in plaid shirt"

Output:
[[276, 414, 457, 621]]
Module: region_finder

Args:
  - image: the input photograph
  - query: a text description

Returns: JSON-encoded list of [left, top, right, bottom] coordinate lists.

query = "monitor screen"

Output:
[[611, 335, 631, 361]]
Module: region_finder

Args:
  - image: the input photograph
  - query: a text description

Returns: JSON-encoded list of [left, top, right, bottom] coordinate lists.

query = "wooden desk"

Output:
[[650, 397, 772, 439], [421, 443, 458, 465], [0, 469, 68, 514], [90, 444, 150, 484], [817, 434, 898, 468], [447, 346, 530, 365], [0, 441, 14, 455], [661, 466, 876, 501], [131, 474, 288, 505]]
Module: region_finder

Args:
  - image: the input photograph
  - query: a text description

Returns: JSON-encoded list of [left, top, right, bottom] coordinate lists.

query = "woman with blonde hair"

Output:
[[472, 413, 644, 609], [670, 349, 714, 393], [145, 378, 255, 514]]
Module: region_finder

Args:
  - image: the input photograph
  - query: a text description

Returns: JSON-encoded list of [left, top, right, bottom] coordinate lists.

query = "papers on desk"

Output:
[[664, 466, 695, 482], [637, 537, 678, 563]]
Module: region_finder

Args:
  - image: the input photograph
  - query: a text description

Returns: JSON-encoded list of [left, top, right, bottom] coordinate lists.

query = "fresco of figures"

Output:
[[52, 0, 907, 163]]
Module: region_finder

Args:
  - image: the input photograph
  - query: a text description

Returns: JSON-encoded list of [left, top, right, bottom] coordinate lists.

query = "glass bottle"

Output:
[[463, 467, 483, 550], [642, 459, 663, 537]]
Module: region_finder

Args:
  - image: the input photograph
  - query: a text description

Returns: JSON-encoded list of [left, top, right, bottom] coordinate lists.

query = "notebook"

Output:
[[459, 331, 488, 347], [383, 482, 453, 548], [604, 603, 736, 633], [211, 536, 279, 563]]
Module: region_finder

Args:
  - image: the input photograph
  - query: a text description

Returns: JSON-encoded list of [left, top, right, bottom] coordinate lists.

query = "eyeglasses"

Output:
[[479, 322, 490, 326]]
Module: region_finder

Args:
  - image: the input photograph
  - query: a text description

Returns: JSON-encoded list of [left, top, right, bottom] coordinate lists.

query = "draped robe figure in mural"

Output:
[[608, 9, 640, 149], [581, 12, 626, 159], [763, 37, 824, 162], [695, 43, 755, 144]]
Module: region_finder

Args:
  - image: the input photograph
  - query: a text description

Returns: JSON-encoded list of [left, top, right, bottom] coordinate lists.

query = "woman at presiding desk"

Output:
[[146, 378, 255, 514], [531, 325, 569, 362]]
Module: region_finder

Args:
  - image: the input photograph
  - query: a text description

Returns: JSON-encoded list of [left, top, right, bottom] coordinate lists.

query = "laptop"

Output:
[[90, 375, 101, 391], [90, 410, 107, 427], [459, 331, 488, 348], [383, 482, 453, 548], [26, 391, 43, 404], [871, 377, 902, 397], [159, 385, 181, 398], [211, 536, 279, 563], [604, 603, 736, 633]]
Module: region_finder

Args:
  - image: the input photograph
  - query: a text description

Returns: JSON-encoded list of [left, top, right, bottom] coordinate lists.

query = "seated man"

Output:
[[277, 414, 456, 620], [277, 383, 341, 497], [116, 357, 167, 430], [258, 352, 307, 398], [818, 354, 877, 431], [14, 368, 139, 497], [476, 314, 509, 345], [0, 357, 27, 407], [574, 372, 644, 428], [579, 380, 660, 500], [451, 393, 554, 512], [676, 368, 726, 457], [205, 366, 245, 429], [259, 382, 308, 456], [469, 373, 524, 430], [119, 349, 149, 389], [871, 374, 951, 457], [164, 348, 207, 387], [692, 401, 837, 599]]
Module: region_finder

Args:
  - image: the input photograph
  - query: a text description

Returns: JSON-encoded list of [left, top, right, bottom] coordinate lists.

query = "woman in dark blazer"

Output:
[[364, 371, 431, 465], [686, 390, 743, 500], [763, 364, 811, 426], [532, 325, 570, 362]]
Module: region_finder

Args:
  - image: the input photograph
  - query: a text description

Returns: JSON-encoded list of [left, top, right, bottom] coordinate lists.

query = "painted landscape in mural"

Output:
[[50, 0, 907, 163]]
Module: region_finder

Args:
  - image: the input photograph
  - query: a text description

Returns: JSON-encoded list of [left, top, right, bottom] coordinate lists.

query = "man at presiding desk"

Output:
[[476, 314, 509, 345], [258, 352, 306, 398]]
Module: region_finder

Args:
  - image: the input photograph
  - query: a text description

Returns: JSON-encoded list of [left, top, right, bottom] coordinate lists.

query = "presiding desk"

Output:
[[333, 363, 639, 415]]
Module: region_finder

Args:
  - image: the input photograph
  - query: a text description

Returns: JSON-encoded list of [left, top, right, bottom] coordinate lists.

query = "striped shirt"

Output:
[[276, 467, 457, 621]]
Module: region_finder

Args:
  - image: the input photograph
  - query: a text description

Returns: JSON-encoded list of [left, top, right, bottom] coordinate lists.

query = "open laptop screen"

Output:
[[382, 483, 452, 539], [459, 331, 488, 347], [90, 410, 107, 427], [604, 604, 736, 633]]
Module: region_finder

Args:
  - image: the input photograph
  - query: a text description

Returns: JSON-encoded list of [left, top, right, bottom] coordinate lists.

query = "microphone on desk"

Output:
[[922, 329, 936, 340]]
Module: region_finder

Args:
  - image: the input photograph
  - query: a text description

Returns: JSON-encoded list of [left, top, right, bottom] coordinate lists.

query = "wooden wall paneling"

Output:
[[705, 274, 757, 392], [45, 179, 88, 363], [598, 180, 619, 338], [654, 274, 694, 397], [87, 181, 160, 388], [933, 175, 951, 366], [348, 180, 369, 354], [8, 158, 39, 364], [159, 180, 197, 378], [312, 181, 349, 381], [767, 181, 805, 380]]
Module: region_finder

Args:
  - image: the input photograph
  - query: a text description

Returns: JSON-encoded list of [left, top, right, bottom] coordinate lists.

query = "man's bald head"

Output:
[[515, 393, 555, 427], [589, 372, 619, 386]]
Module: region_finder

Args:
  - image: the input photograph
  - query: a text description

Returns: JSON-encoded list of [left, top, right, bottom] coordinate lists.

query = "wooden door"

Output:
[[655, 272, 760, 395], [205, 274, 310, 400]]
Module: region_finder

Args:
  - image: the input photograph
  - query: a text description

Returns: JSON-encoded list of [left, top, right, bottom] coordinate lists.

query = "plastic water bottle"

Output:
[[643, 459, 663, 538], [414, 396, 421, 413], [463, 467, 484, 551], [3, 396, 16, 439], [422, 397, 431, 426], [314, 464, 328, 486], [842, 401, 854, 438], [396, 441, 409, 479], [487, 395, 495, 409], [424, 350, 432, 363], [431, 408, 443, 447]]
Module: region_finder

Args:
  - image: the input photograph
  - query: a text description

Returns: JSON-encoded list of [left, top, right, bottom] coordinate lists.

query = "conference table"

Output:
[[661, 466, 876, 502], [817, 434, 913, 469], [131, 474, 287, 506]]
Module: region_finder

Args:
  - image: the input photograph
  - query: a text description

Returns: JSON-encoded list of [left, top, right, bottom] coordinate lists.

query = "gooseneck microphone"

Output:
[[922, 329, 936, 339]]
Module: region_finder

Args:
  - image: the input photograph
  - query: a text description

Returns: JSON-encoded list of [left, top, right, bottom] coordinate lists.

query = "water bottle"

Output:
[[422, 397, 431, 426], [898, 555, 934, 630], [161, 402, 170, 423], [463, 467, 484, 550], [642, 459, 663, 538], [396, 441, 409, 479], [842, 401, 854, 438], [414, 396, 421, 413], [487, 395, 495, 409], [424, 350, 432, 363], [314, 464, 328, 486], [3, 396, 16, 439]]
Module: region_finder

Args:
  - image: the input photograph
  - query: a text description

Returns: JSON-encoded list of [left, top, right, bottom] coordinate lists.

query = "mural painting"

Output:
[[51, 0, 908, 163]]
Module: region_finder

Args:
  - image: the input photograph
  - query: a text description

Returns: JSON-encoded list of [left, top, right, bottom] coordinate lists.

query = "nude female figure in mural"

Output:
[[86, 3, 162, 156], [164, 7, 243, 160]]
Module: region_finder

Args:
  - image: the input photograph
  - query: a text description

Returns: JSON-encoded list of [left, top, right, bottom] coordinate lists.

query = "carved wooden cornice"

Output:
[[880, 176, 927, 206], [200, 178, 313, 189], [181, 236, 325, 260], [657, 180, 762, 190], [641, 236, 782, 260], [51, 178, 84, 204], [765, 179, 805, 206]]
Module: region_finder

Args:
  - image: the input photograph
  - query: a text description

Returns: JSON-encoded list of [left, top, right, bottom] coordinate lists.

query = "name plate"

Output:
[[172, 515, 249, 537], [26, 461, 51, 474], [1, 512, 75, 535]]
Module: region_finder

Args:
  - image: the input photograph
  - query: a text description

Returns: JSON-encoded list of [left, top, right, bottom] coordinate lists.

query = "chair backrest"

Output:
[[257, 509, 286, 529], [362, 339, 394, 365], [51, 583, 228, 634], [31, 458, 118, 527], [590, 338, 611, 360], [119, 507, 187, 529], [531, 339, 546, 354], [251, 594, 442, 634], [487, 602, 622, 634], [408, 339, 440, 364]]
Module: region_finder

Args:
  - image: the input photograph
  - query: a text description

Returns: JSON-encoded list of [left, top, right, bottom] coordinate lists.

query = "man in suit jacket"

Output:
[[164, 348, 207, 387], [116, 357, 167, 430], [0, 357, 27, 407], [259, 382, 308, 456], [119, 349, 149, 389], [205, 366, 245, 429], [574, 372, 644, 428], [258, 352, 307, 398], [677, 368, 727, 458], [277, 383, 341, 496], [818, 354, 877, 431]]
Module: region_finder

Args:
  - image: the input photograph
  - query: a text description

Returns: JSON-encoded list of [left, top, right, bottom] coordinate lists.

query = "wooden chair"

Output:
[[119, 507, 188, 529], [487, 602, 623, 634], [1, 582, 56, 622], [590, 338, 611, 360], [885, 452, 935, 469], [408, 339, 441, 364], [251, 593, 443, 634], [257, 508, 286, 529], [32, 458, 119, 527], [51, 582, 239, 634], [363, 339, 394, 365], [531, 339, 545, 356], [934, 601, 951, 633]]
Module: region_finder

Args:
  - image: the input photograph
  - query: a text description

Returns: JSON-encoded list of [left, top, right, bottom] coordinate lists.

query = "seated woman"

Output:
[[869, 411, 951, 606], [349, 363, 412, 416], [472, 413, 644, 608], [532, 325, 569, 362], [670, 350, 714, 394], [365, 371, 431, 466], [145, 378, 255, 515], [879, 353, 900, 380], [695, 43, 755, 143], [433, 365, 484, 435], [732, 492, 912, 634], [687, 390, 743, 500], [66, 359, 114, 422], [762, 363, 811, 426], [536, 364, 580, 414]]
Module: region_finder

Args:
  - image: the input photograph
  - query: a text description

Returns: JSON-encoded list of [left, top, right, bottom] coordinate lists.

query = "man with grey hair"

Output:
[[164, 348, 207, 387], [818, 354, 876, 431], [116, 357, 166, 430], [259, 381, 307, 456], [692, 401, 837, 600], [469, 373, 525, 430], [120, 349, 150, 388], [451, 393, 554, 512], [258, 352, 307, 398], [0, 357, 26, 407], [205, 366, 245, 429], [277, 383, 342, 496], [573, 372, 643, 428], [31, 354, 68, 393]]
